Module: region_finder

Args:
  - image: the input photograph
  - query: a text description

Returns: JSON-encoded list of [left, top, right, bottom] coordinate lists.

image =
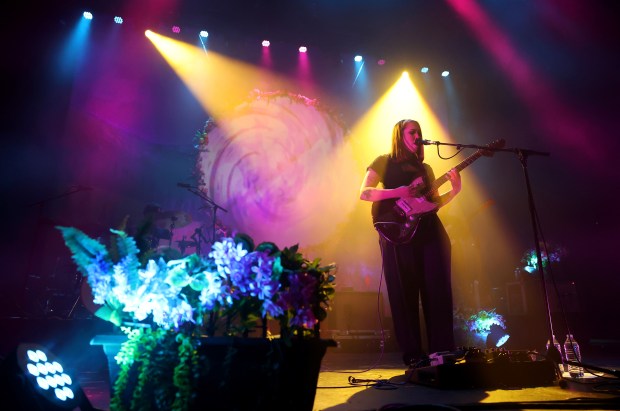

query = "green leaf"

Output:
[[95, 304, 125, 327], [234, 233, 255, 252], [110, 309, 124, 327], [315, 307, 327, 322], [280, 244, 304, 270], [167, 267, 190, 288], [94, 305, 114, 323], [106, 295, 123, 310], [256, 241, 279, 255], [271, 256, 283, 277], [56, 226, 108, 276], [110, 229, 141, 272], [321, 262, 337, 273], [189, 272, 208, 291], [184, 254, 203, 273]]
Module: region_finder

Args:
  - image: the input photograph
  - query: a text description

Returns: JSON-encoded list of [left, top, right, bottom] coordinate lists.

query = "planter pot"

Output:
[[91, 334, 336, 411], [90, 333, 128, 393]]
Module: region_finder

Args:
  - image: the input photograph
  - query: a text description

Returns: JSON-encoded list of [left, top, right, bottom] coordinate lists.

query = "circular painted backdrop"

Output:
[[196, 91, 360, 247]]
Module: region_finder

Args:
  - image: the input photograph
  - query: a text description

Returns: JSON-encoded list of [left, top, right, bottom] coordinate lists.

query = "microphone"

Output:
[[177, 182, 194, 188], [416, 139, 436, 145]]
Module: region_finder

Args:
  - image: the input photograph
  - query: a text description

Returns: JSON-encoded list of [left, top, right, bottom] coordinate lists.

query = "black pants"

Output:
[[379, 215, 454, 359]]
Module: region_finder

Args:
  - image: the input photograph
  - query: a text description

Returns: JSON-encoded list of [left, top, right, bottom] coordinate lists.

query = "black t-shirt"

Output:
[[368, 154, 435, 223]]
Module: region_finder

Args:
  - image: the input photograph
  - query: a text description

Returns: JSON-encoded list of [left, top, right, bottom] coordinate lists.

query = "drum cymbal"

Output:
[[154, 211, 192, 229]]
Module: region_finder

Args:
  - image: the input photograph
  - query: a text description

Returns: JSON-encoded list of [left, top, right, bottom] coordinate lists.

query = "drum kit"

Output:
[[72, 186, 226, 318], [75, 207, 216, 318], [19, 184, 227, 320], [148, 209, 208, 258]]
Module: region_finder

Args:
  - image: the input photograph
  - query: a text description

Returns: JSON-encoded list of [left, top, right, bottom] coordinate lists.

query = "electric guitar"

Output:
[[374, 138, 506, 244]]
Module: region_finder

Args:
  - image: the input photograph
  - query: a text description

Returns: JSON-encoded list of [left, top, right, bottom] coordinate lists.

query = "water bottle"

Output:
[[546, 335, 564, 370], [564, 334, 584, 377]]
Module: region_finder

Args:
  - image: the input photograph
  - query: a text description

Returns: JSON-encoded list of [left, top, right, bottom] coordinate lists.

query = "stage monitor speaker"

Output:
[[407, 359, 556, 389]]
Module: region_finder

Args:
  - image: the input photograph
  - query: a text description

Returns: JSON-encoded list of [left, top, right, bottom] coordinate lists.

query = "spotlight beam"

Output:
[[144, 30, 298, 120], [352, 61, 365, 88]]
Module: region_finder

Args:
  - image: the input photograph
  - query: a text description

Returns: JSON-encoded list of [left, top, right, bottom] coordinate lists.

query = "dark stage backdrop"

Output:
[[1, 1, 619, 347]]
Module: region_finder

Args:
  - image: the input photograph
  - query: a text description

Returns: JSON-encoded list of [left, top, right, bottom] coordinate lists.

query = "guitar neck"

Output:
[[423, 149, 484, 196]]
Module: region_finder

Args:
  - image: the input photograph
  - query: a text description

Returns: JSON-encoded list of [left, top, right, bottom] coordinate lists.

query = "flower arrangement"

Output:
[[454, 307, 508, 347], [521, 242, 567, 274], [57, 226, 336, 410], [464, 308, 506, 337]]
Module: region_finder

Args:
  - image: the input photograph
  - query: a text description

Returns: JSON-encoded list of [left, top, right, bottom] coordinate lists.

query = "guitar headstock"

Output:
[[480, 138, 506, 157]]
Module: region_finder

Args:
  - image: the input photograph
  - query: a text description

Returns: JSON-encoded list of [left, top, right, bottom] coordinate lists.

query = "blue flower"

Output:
[[59, 227, 336, 337]]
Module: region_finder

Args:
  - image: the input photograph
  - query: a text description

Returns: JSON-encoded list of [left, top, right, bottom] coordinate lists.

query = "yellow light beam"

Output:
[[347, 72, 519, 307], [145, 30, 295, 121]]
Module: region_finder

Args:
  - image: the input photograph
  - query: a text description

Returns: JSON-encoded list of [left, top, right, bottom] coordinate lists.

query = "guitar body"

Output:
[[372, 138, 506, 244], [373, 214, 419, 244], [374, 176, 439, 244], [394, 176, 439, 217]]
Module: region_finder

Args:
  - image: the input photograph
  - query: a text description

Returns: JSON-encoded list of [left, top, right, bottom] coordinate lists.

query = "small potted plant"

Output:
[[454, 307, 508, 348], [58, 226, 337, 411], [520, 242, 567, 275]]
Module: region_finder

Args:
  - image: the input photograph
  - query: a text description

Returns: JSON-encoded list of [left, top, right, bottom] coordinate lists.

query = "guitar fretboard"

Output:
[[420, 149, 486, 199], [420, 139, 505, 198]]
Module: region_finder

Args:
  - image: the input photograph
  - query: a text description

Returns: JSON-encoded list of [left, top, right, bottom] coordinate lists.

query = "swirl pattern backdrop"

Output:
[[197, 92, 360, 248]]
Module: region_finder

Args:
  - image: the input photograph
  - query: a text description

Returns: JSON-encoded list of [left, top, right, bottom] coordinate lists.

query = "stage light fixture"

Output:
[[113, 16, 123, 24], [172, 25, 181, 34], [0, 343, 95, 410], [354, 55, 363, 62], [200, 31, 209, 38], [486, 324, 510, 348], [299, 46, 307, 53], [82, 12, 93, 20], [377, 59, 386, 66], [262, 40, 270, 47], [441, 70, 450, 77], [421, 67, 429, 73]]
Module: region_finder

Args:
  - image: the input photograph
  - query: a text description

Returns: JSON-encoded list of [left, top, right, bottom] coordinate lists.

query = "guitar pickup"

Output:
[[395, 198, 412, 215]]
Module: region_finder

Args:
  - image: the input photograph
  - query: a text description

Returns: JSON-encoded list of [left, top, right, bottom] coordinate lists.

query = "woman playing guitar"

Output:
[[359, 119, 461, 367]]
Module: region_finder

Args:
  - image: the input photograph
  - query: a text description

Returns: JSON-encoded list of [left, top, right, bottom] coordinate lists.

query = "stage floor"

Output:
[[314, 351, 620, 410], [77, 346, 620, 410], [1, 317, 619, 410]]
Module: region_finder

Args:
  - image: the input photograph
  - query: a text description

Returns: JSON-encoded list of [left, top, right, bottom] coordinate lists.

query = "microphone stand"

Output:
[[22, 186, 92, 318], [24, 186, 91, 208], [177, 184, 227, 247], [429, 140, 619, 380], [190, 226, 209, 255]]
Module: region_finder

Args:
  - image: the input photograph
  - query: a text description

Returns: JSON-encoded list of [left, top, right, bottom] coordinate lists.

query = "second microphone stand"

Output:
[[178, 185, 227, 251]]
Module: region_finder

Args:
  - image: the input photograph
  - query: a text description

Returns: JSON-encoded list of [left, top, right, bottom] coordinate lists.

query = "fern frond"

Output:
[[110, 229, 141, 272], [57, 226, 108, 276]]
